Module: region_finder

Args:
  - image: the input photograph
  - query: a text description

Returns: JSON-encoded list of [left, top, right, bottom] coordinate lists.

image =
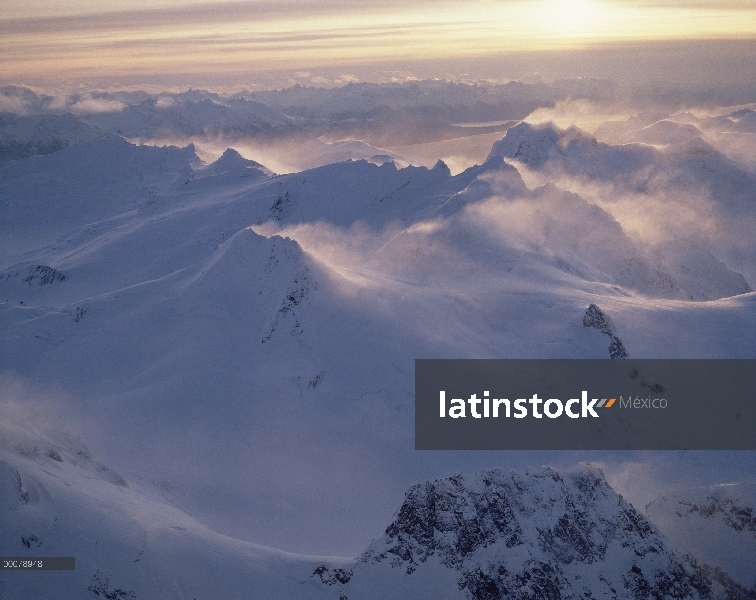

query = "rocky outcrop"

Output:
[[1, 264, 66, 286], [314, 465, 735, 599], [583, 303, 628, 359]]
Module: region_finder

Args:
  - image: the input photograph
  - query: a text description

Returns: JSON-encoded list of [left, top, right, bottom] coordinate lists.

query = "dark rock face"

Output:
[[313, 565, 353, 585], [1, 264, 66, 286], [369, 468, 652, 592], [21, 534, 41, 548], [370, 471, 529, 575], [87, 570, 137, 599], [583, 303, 628, 359], [459, 560, 571, 600], [25, 265, 66, 286], [314, 465, 743, 599], [267, 191, 291, 222], [675, 497, 756, 534], [261, 268, 317, 344]]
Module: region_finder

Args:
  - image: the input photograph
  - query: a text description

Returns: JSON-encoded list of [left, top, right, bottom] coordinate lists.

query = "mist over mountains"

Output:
[[1, 77, 755, 598], [4, 77, 756, 171]]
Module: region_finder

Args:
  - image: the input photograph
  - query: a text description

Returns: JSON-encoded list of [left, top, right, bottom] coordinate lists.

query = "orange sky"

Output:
[[2, 0, 756, 88]]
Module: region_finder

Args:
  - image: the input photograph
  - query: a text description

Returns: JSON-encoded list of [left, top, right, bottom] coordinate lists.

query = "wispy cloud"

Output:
[[69, 96, 126, 114], [2, 0, 755, 86]]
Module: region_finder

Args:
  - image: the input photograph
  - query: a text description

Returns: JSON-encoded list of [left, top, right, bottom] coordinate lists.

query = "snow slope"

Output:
[[2, 431, 752, 600], [0, 113, 104, 163], [0, 123, 754, 596], [489, 121, 756, 289], [0, 412, 345, 600], [645, 482, 756, 590], [313, 465, 749, 600]]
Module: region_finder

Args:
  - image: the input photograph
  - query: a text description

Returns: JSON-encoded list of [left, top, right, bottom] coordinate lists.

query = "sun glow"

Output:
[[1, 0, 755, 85], [547, 0, 603, 37]]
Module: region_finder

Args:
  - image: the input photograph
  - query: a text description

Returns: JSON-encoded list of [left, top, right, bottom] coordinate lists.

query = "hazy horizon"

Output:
[[2, 1, 756, 596], [2, 0, 756, 91]]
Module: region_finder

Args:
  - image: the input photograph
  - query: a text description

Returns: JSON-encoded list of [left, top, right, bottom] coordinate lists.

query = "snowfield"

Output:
[[1, 90, 755, 598]]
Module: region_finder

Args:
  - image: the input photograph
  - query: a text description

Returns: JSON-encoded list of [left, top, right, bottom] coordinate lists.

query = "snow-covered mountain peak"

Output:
[[308, 464, 738, 599], [487, 120, 659, 180], [190, 227, 306, 289], [360, 464, 641, 571], [487, 121, 597, 167], [488, 121, 559, 167], [194, 147, 274, 178], [0, 78, 755, 600], [0, 136, 204, 259], [432, 159, 452, 175]]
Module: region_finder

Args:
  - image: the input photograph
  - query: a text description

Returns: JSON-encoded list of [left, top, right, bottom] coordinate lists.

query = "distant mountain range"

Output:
[[1, 85, 754, 598]]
